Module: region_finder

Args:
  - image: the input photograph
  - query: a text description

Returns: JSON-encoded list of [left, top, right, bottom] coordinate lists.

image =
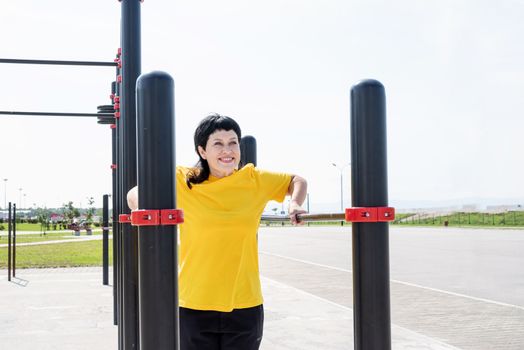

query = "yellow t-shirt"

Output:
[[176, 163, 291, 312]]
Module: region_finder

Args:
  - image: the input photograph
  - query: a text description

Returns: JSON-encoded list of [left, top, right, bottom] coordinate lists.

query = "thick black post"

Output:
[[350, 79, 391, 350], [136, 71, 179, 350], [240, 135, 257, 167], [103, 194, 109, 285], [12, 204, 16, 278], [7, 202, 12, 281], [120, 0, 142, 349]]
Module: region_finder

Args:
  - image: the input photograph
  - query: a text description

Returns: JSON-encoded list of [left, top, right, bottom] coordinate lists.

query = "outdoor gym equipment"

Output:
[[1, 1, 394, 349]]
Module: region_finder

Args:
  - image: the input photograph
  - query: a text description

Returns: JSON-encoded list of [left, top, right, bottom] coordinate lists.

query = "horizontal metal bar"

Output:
[[0, 58, 117, 67], [0, 111, 114, 117], [261, 213, 346, 222]]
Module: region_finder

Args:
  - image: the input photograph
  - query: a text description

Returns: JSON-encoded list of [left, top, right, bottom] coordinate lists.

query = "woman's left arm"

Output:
[[287, 175, 308, 225]]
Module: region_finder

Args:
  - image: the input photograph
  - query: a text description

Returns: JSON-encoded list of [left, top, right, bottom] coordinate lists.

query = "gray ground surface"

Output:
[[1, 226, 523, 349]]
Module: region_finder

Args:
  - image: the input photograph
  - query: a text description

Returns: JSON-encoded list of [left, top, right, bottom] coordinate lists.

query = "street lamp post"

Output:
[[332, 163, 350, 212]]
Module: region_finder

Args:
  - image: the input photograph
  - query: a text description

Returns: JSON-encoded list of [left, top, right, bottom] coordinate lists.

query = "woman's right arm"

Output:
[[127, 186, 139, 210]]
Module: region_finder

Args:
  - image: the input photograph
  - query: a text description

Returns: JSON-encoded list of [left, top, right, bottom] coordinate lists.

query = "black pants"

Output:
[[179, 305, 264, 350]]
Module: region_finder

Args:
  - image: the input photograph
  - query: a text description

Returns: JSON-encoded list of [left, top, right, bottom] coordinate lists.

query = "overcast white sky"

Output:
[[1, 0, 523, 211]]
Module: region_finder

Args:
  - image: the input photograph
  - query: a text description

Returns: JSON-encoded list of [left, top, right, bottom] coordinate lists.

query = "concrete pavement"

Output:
[[0, 267, 457, 350], [1, 226, 523, 349]]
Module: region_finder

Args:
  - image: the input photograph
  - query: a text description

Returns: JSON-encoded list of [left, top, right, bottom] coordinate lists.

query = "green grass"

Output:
[[0, 222, 71, 231], [0, 239, 113, 269], [0, 222, 104, 232], [0, 231, 103, 244], [259, 211, 524, 228], [393, 211, 524, 227]]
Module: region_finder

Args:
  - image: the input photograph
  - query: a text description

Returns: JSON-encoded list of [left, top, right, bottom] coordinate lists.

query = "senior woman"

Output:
[[127, 113, 307, 350]]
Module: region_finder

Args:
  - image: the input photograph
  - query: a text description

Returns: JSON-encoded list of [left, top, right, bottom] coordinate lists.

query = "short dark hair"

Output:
[[187, 113, 242, 188]]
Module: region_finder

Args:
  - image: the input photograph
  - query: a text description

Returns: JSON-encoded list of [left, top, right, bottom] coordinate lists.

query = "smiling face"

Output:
[[198, 129, 241, 178]]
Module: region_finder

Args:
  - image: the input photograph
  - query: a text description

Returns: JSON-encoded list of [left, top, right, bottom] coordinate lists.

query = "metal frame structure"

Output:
[[1, 2, 394, 349]]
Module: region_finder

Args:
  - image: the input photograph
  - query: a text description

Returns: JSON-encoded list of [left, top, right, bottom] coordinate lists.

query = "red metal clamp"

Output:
[[117, 75, 122, 83], [110, 164, 117, 170], [114, 96, 120, 103], [131, 209, 184, 226], [110, 124, 116, 129], [132, 210, 160, 226], [119, 214, 131, 223], [114, 111, 121, 119], [345, 207, 395, 222], [114, 58, 122, 68], [160, 209, 184, 225], [114, 103, 120, 110]]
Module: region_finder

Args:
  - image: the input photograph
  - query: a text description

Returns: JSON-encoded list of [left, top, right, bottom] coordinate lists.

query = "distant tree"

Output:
[[86, 197, 95, 228], [62, 201, 80, 226], [35, 207, 51, 234]]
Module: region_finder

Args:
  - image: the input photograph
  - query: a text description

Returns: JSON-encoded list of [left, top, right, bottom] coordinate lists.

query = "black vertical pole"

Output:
[[120, 1, 141, 349], [12, 204, 16, 278], [136, 71, 179, 350], [240, 135, 257, 167], [7, 202, 11, 282], [350, 79, 391, 350], [111, 79, 120, 326], [115, 51, 124, 343], [103, 194, 109, 285]]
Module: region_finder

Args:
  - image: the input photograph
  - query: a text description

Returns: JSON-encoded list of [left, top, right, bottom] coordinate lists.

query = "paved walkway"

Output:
[[260, 252, 524, 350], [0, 267, 456, 350], [1, 226, 523, 349], [0, 234, 108, 248]]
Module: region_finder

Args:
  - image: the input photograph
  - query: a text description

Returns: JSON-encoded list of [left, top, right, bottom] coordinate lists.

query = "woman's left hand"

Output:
[[289, 201, 307, 225]]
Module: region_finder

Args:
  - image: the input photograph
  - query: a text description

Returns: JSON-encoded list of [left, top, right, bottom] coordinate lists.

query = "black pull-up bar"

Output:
[[261, 208, 395, 223], [0, 111, 113, 117], [0, 58, 118, 67], [261, 213, 346, 222]]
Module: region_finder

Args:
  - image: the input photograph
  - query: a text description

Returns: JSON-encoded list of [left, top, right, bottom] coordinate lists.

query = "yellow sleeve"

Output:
[[254, 166, 292, 203]]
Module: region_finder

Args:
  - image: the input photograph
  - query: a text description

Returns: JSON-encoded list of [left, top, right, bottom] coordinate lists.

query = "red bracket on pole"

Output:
[[345, 207, 395, 222], [160, 209, 184, 225], [110, 164, 117, 170], [114, 96, 120, 103], [110, 124, 116, 129], [114, 103, 120, 110], [131, 209, 184, 226], [114, 111, 121, 119], [117, 75, 122, 83], [119, 214, 131, 223]]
